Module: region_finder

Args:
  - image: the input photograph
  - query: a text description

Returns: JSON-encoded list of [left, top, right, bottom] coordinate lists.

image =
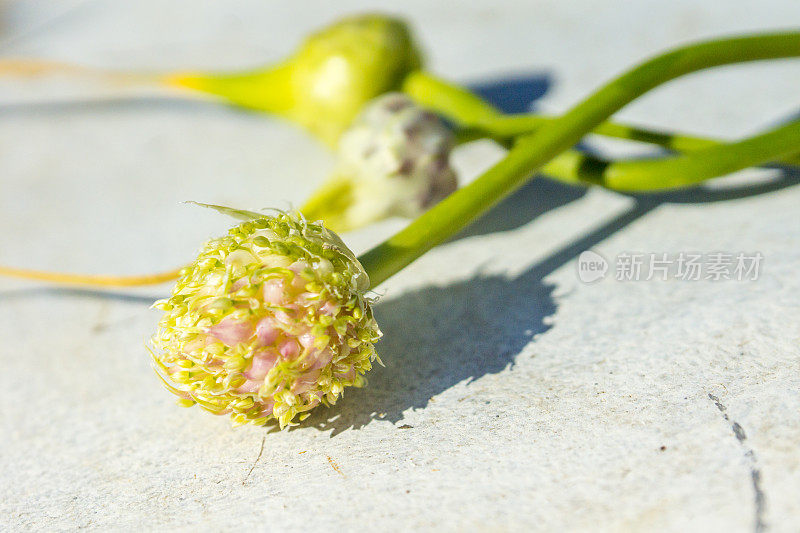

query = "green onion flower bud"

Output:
[[150, 208, 381, 428], [169, 14, 422, 146], [302, 92, 458, 232]]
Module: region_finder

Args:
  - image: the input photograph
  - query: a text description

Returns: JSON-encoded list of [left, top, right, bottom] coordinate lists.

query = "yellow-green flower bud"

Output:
[[302, 93, 458, 232], [150, 208, 381, 428], [169, 14, 422, 145]]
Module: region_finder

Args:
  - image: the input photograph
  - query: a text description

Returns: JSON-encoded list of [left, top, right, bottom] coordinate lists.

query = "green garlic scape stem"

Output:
[[300, 178, 355, 231], [360, 32, 800, 286], [406, 69, 800, 190], [555, 118, 800, 190], [168, 14, 421, 146], [0, 14, 421, 147], [403, 71, 800, 166]]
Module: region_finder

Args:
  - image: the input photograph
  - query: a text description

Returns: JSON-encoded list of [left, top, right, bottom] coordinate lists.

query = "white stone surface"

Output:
[[1, 1, 799, 531]]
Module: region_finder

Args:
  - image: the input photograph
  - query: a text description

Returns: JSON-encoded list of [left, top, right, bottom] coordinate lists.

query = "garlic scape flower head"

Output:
[[302, 92, 458, 232], [151, 206, 381, 428], [169, 14, 422, 146]]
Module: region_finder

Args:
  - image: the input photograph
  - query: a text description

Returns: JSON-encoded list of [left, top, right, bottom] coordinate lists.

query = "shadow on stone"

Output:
[[468, 72, 552, 114], [456, 71, 585, 239], [303, 165, 800, 436], [303, 199, 660, 436], [454, 177, 586, 240], [303, 268, 556, 435]]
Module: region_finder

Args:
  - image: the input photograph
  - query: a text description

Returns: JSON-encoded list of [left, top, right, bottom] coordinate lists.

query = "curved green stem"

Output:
[[403, 70, 800, 166], [544, 118, 800, 190], [362, 31, 800, 286], [299, 174, 356, 232], [167, 62, 295, 115], [603, 119, 800, 190]]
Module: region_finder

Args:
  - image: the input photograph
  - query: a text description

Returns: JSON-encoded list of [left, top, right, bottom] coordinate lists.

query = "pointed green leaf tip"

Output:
[[151, 210, 381, 428], [186, 201, 266, 221], [168, 14, 423, 146]]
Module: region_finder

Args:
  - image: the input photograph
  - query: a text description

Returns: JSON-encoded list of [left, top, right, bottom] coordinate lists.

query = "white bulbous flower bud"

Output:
[[302, 92, 458, 232]]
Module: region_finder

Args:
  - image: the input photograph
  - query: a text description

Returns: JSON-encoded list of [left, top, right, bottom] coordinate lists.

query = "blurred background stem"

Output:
[[403, 71, 800, 166]]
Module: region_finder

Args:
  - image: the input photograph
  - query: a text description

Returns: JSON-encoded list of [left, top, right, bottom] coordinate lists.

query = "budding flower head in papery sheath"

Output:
[[150, 206, 381, 428], [168, 14, 422, 146], [302, 92, 458, 232]]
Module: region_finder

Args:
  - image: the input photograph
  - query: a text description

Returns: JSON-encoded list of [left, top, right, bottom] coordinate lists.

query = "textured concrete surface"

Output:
[[1, 1, 799, 531]]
